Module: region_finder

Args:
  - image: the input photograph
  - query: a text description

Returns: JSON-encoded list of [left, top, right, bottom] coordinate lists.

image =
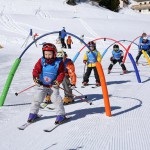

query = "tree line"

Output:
[[66, 0, 121, 12]]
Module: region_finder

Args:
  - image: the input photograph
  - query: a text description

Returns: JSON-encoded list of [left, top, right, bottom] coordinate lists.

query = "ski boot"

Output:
[[44, 94, 51, 104], [96, 82, 101, 87], [55, 115, 66, 124], [63, 97, 74, 105], [82, 82, 88, 86], [27, 113, 40, 123]]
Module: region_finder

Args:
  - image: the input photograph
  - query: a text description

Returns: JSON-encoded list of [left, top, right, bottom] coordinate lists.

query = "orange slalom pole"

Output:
[[95, 62, 111, 117]]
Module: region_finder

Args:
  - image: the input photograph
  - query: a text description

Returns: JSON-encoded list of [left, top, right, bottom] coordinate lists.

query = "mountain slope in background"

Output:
[[0, 0, 150, 150]]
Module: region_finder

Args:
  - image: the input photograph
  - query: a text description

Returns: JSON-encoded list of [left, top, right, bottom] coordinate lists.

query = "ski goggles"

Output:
[[113, 48, 119, 51], [89, 45, 94, 47]]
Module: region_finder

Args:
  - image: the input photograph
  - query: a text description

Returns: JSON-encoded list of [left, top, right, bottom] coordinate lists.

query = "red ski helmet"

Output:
[[42, 43, 57, 58]]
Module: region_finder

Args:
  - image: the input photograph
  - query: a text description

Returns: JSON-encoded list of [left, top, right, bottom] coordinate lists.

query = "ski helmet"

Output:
[[88, 41, 96, 49], [57, 51, 67, 58], [42, 43, 57, 58], [113, 44, 119, 51], [142, 32, 147, 37]]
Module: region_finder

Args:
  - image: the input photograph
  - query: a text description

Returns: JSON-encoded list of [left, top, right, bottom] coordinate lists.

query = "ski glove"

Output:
[[110, 57, 114, 61], [83, 60, 87, 64], [33, 77, 42, 87], [69, 84, 76, 90], [52, 80, 60, 89], [120, 56, 123, 61]]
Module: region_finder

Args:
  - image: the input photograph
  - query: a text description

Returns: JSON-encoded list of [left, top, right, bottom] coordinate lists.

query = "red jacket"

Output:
[[32, 58, 65, 84]]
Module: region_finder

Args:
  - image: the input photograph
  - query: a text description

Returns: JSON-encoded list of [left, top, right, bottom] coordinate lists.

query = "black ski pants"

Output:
[[83, 67, 100, 83], [108, 59, 126, 71]]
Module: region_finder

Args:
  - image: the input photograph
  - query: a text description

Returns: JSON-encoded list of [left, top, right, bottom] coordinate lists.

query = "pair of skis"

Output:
[[81, 84, 100, 89], [18, 115, 71, 132], [108, 71, 129, 75]]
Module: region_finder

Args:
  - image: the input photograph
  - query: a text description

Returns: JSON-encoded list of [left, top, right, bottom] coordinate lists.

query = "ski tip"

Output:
[[43, 129, 50, 132], [18, 126, 26, 130]]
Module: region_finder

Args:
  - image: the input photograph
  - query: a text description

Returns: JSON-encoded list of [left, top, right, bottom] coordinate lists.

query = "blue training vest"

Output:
[[139, 40, 150, 51], [112, 50, 123, 60], [39, 57, 61, 85], [86, 50, 98, 63]]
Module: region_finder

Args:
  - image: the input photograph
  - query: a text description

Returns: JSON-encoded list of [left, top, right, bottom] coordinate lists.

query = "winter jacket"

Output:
[[112, 50, 124, 60], [139, 40, 150, 51], [66, 36, 73, 45], [60, 29, 67, 39], [64, 58, 76, 85], [83, 49, 102, 67], [32, 57, 65, 85]]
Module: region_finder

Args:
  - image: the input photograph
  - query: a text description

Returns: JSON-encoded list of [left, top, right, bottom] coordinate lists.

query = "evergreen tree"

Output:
[[99, 0, 120, 12], [66, 0, 76, 6], [110, 0, 120, 12]]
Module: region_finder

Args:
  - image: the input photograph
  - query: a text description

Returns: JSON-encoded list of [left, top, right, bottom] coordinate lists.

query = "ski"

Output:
[[46, 106, 55, 110], [120, 73, 124, 75], [142, 63, 148, 66], [44, 117, 71, 132], [18, 122, 31, 130], [40, 103, 48, 109], [91, 86, 99, 88], [40, 103, 54, 110], [81, 84, 98, 88], [81, 86, 86, 88], [18, 114, 43, 130]]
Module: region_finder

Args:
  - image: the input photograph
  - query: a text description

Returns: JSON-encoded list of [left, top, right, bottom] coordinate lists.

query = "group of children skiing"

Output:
[[27, 31, 150, 125]]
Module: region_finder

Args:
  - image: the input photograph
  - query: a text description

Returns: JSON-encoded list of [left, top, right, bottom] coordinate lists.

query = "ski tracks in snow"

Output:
[[77, 18, 105, 46], [0, 14, 28, 35]]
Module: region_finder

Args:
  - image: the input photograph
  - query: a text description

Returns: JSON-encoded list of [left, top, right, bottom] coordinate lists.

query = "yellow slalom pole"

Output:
[[142, 50, 150, 65]]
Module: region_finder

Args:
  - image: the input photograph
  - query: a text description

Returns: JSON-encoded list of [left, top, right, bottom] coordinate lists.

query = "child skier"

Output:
[[108, 44, 127, 74], [27, 43, 66, 124], [82, 41, 102, 86], [136, 36, 150, 64], [57, 51, 76, 104], [66, 36, 73, 49]]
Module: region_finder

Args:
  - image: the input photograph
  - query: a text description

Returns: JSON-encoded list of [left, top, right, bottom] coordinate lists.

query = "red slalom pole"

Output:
[[59, 86, 92, 105], [15, 85, 35, 96]]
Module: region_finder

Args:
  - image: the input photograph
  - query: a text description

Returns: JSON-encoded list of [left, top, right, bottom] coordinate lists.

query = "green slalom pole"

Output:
[[0, 58, 21, 106]]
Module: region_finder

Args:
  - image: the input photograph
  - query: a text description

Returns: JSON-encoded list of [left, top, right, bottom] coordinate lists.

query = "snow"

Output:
[[0, 0, 150, 150]]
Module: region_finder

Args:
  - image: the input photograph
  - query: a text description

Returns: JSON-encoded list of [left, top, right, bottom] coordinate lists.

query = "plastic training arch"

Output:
[[73, 38, 141, 84], [0, 31, 112, 117]]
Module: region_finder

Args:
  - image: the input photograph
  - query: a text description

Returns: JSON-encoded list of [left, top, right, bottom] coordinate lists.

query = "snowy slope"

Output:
[[0, 0, 150, 150]]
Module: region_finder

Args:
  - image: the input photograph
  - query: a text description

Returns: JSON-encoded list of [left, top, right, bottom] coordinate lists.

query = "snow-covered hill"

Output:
[[0, 0, 150, 150]]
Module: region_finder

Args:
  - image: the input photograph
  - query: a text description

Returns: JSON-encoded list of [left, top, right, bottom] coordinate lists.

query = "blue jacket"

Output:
[[112, 50, 123, 60], [139, 40, 150, 51], [60, 29, 67, 39]]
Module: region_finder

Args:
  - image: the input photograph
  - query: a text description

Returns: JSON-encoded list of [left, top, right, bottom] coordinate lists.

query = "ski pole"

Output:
[[59, 86, 92, 105], [15, 85, 35, 96], [21, 34, 30, 48], [73, 88, 88, 98], [83, 63, 86, 78]]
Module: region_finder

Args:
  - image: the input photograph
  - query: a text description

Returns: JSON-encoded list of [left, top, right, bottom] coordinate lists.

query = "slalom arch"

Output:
[[73, 37, 141, 83], [102, 39, 141, 83], [123, 36, 141, 63], [0, 31, 112, 117], [123, 35, 150, 66]]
